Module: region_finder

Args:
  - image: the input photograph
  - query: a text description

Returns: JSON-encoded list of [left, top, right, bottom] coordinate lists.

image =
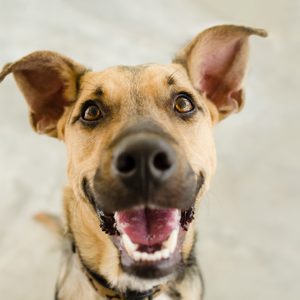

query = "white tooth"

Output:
[[141, 252, 149, 261], [163, 227, 179, 254], [133, 251, 142, 261], [148, 254, 155, 261], [122, 234, 138, 256], [145, 253, 154, 261], [131, 249, 171, 262], [161, 249, 170, 259], [153, 251, 162, 261]]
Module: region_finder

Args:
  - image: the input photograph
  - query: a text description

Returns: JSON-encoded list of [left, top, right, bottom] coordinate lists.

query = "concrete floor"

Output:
[[0, 0, 299, 299]]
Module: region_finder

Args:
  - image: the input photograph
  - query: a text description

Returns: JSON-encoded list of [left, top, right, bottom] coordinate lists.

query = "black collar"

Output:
[[73, 242, 160, 300], [85, 266, 158, 300]]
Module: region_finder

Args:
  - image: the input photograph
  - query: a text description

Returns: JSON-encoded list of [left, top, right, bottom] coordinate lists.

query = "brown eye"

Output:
[[174, 94, 195, 114], [82, 102, 102, 122]]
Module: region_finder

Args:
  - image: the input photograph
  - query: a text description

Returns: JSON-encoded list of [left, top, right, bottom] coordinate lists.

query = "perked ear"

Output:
[[0, 51, 86, 137], [174, 25, 267, 121]]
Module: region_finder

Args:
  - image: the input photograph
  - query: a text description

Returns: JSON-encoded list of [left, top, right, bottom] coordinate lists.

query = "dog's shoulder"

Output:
[[55, 238, 102, 300]]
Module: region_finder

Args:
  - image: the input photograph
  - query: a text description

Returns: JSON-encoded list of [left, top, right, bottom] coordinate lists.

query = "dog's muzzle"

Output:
[[84, 129, 204, 279]]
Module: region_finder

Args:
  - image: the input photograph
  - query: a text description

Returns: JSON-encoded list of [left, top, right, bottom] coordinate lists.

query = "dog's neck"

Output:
[[72, 241, 162, 300]]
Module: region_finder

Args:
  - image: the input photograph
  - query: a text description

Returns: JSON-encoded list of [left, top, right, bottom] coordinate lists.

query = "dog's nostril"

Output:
[[116, 154, 136, 174], [152, 151, 172, 171]]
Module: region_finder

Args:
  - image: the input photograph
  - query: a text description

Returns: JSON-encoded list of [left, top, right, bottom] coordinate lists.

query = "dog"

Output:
[[0, 25, 266, 300]]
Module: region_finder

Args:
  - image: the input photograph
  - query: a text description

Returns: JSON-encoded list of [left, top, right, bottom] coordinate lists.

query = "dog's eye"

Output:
[[174, 94, 195, 114], [81, 102, 102, 122]]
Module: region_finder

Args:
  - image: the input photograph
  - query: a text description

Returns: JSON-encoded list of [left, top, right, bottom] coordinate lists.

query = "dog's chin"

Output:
[[97, 206, 194, 280]]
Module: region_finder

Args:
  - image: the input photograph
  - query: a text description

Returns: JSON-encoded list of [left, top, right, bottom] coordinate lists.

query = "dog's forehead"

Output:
[[79, 63, 192, 100]]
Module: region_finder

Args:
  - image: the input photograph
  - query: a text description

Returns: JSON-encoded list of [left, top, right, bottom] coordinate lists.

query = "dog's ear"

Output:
[[0, 51, 86, 137], [174, 25, 267, 121]]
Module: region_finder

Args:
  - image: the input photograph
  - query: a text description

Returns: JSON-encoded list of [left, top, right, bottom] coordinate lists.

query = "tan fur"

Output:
[[0, 25, 266, 299]]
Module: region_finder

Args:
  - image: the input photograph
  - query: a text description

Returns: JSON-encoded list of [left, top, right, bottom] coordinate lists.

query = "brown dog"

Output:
[[0, 25, 266, 300]]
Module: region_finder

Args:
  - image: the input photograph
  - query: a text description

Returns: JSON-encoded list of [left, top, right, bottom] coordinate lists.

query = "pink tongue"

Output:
[[116, 208, 179, 246]]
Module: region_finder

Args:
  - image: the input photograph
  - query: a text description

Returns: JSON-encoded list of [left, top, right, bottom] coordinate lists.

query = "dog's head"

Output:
[[0, 25, 266, 289]]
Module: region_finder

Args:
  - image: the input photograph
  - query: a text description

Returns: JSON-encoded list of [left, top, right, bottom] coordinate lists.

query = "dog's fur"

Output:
[[0, 25, 266, 300]]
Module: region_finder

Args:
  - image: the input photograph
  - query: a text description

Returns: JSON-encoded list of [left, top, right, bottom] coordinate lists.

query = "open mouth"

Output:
[[97, 206, 194, 278]]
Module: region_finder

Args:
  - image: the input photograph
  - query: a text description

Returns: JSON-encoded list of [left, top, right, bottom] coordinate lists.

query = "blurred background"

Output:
[[0, 0, 299, 299]]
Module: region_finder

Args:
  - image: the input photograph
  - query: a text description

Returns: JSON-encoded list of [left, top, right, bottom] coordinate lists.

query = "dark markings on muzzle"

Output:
[[82, 177, 118, 235], [82, 177, 96, 210], [179, 171, 205, 230]]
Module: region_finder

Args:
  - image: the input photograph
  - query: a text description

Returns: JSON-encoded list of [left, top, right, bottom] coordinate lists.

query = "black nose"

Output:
[[112, 134, 176, 191]]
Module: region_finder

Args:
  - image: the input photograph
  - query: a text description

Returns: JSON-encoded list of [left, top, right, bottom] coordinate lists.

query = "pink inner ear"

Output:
[[197, 38, 244, 109]]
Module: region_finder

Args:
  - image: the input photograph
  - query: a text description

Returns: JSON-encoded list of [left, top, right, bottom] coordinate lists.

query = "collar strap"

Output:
[[73, 242, 160, 300]]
